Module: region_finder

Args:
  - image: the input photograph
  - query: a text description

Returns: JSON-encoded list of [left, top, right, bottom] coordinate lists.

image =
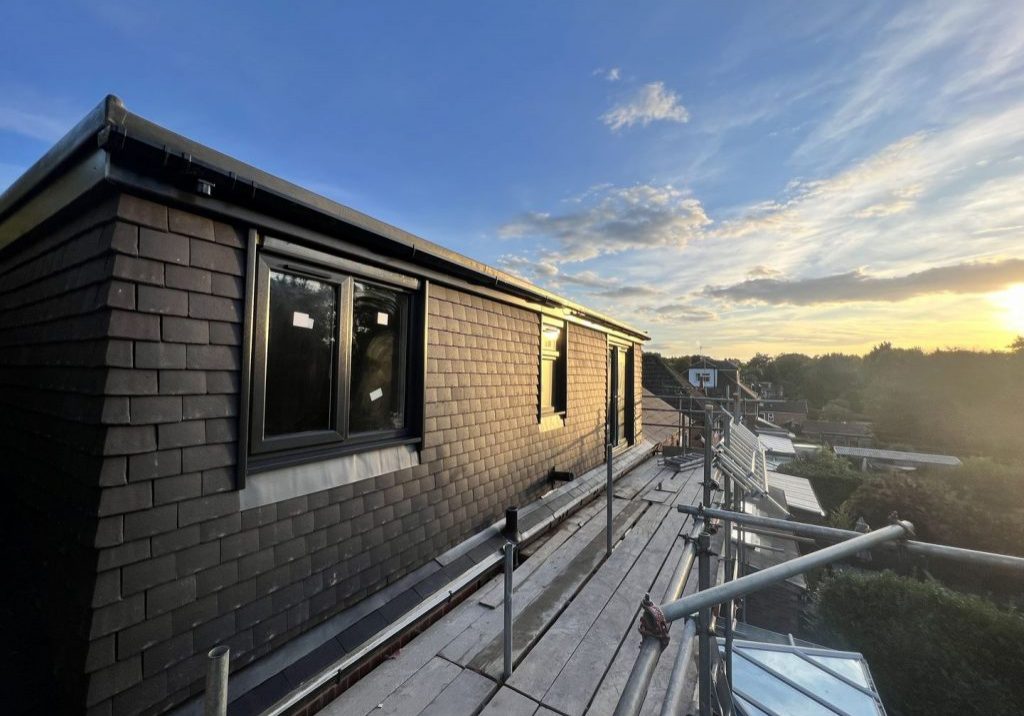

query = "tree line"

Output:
[[668, 338, 1024, 462]]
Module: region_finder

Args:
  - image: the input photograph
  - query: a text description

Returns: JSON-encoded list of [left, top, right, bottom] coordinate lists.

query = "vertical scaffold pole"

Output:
[[697, 531, 713, 716], [607, 397, 615, 557], [204, 646, 229, 716]]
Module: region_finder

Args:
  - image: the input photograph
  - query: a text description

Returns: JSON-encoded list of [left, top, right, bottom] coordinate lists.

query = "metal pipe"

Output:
[[204, 645, 229, 716], [696, 531, 712, 716], [502, 541, 515, 681], [614, 636, 665, 716], [661, 522, 913, 623], [676, 505, 1024, 571], [613, 517, 706, 716], [607, 438, 614, 557], [658, 618, 698, 716], [702, 405, 713, 509]]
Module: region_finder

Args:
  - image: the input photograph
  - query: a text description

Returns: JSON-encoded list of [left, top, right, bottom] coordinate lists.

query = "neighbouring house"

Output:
[[798, 419, 874, 448], [757, 398, 809, 429], [0, 96, 648, 716], [753, 380, 784, 400], [833, 446, 962, 472], [642, 353, 704, 448], [686, 355, 759, 425]]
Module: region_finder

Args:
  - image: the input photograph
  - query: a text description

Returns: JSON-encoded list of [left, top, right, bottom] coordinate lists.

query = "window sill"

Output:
[[239, 439, 420, 510], [539, 413, 566, 432]]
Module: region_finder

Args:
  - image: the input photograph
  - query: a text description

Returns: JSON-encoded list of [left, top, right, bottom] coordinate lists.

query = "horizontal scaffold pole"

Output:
[[676, 504, 1024, 573], [660, 521, 912, 622]]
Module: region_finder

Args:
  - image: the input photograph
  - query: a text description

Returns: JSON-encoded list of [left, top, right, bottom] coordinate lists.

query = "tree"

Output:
[[1011, 335, 1024, 354], [812, 571, 1024, 716]]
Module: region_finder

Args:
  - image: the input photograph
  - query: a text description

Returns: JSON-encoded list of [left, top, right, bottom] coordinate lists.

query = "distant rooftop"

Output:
[[834, 445, 962, 467], [800, 420, 873, 437], [766, 471, 825, 516]]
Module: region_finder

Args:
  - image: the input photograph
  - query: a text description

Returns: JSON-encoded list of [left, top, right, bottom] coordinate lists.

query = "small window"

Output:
[[248, 245, 421, 467], [540, 317, 566, 418]]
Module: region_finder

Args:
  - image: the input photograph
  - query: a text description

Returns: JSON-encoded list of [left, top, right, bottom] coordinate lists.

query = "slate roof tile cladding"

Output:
[[0, 188, 644, 715], [0, 97, 647, 714]]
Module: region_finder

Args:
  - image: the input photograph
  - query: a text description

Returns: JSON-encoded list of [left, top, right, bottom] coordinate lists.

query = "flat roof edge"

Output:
[[0, 95, 124, 223], [2, 95, 646, 340]]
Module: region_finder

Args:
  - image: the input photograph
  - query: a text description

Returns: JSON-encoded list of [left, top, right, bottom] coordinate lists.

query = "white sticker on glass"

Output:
[[292, 312, 315, 329], [376, 312, 389, 326], [369, 388, 384, 402]]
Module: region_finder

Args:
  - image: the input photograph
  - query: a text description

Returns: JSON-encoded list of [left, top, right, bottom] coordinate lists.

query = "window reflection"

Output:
[[350, 281, 407, 433], [265, 271, 337, 436]]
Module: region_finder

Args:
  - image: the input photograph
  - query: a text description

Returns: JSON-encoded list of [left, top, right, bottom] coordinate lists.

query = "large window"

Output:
[[247, 240, 421, 468], [540, 317, 567, 419]]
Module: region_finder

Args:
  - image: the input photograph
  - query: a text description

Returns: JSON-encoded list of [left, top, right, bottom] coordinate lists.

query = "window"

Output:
[[247, 239, 422, 469], [608, 341, 634, 447], [540, 317, 566, 419]]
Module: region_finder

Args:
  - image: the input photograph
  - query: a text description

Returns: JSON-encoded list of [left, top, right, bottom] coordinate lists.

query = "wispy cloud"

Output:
[[601, 82, 690, 131], [797, 2, 1024, 159], [704, 258, 1024, 305], [0, 105, 72, 143], [592, 67, 622, 82], [499, 184, 710, 262]]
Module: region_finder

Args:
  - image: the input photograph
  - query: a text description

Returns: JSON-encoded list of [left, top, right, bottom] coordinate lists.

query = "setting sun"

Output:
[[992, 284, 1024, 333]]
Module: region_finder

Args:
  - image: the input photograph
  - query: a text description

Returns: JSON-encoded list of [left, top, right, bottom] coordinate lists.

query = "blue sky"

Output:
[[3, 1, 1023, 358]]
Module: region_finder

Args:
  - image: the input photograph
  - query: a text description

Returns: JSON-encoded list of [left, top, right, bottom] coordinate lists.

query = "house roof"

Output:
[[0, 95, 647, 341], [688, 355, 740, 370], [760, 399, 809, 414], [800, 420, 873, 437], [758, 434, 796, 456], [641, 389, 684, 446], [766, 471, 824, 516], [834, 445, 962, 467]]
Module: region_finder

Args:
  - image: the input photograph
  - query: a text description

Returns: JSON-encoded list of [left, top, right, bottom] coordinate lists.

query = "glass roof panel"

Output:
[[804, 653, 872, 688], [732, 653, 832, 715], [735, 694, 774, 716], [742, 648, 880, 716]]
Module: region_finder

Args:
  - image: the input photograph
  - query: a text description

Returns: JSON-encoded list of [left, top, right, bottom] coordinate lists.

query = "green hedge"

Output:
[[813, 571, 1024, 715]]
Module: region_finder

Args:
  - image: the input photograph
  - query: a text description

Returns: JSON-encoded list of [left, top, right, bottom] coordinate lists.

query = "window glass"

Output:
[[540, 320, 565, 415], [265, 270, 337, 436], [350, 281, 407, 433], [617, 347, 627, 443]]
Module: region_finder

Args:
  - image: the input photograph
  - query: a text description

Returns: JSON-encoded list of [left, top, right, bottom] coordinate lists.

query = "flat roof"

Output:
[[766, 471, 825, 516], [834, 445, 962, 466], [0, 95, 647, 341], [758, 434, 796, 456]]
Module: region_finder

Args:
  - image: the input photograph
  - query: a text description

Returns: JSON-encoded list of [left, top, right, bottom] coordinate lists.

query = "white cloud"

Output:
[[601, 82, 690, 131], [499, 184, 710, 262], [606, 67, 621, 82], [704, 258, 1024, 305]]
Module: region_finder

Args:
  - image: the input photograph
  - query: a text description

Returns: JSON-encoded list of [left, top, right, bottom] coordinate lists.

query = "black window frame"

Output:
[[608, 339, 635, 448], [242, 234, 425, 476], [539, 316, 568, 420]]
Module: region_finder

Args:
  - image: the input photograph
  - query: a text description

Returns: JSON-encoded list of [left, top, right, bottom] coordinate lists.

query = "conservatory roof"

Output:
[[722, 639, 887, 716]]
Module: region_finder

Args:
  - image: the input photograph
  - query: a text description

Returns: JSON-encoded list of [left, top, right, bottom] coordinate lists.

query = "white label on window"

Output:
[[376, 312, 389, 326], [369, 387, 384, 402], [292, 311, 315, 329]]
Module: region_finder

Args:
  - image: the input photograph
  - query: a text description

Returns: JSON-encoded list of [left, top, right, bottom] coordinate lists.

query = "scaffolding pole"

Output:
[[675, 504, 1024, 573], [613, 521, 914, 716]]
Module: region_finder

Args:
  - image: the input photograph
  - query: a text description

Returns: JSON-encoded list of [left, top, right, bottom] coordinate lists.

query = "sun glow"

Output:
[[991, 284, 1024, 333]]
